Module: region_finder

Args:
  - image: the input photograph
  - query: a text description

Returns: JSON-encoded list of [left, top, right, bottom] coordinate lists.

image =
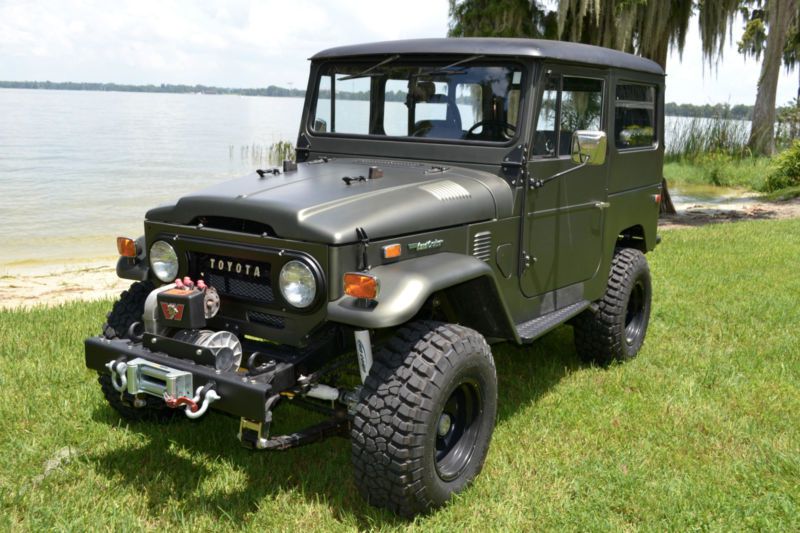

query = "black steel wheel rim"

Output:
[[625, 279, 646, 345], [434, 379, 482, 482]]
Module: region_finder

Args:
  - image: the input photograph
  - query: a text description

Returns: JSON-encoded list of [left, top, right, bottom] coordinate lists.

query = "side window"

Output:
[[507, 71, 522, 127], [455, 83, 483, 132], [384, 79, 409, 136], [533, 75, 604, 157], [314, 75, 332, 132], [615, 83, 656, 149], [561, 77, 603, 134], [414, 81, 449, 122], [312, 74, 371, 135], [532, 77, 559, 156]]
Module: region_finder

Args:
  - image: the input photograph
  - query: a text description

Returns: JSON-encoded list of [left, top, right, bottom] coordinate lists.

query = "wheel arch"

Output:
[[327, 253, 518, 342], [616, 224, 648, 252]]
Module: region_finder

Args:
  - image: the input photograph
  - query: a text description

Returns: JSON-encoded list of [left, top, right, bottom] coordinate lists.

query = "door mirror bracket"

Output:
[[529, 131, 607, 189], [571, 130, 607, 165]]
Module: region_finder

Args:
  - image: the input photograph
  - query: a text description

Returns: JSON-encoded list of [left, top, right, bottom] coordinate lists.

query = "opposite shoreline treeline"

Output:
[[0, 80, 756, 119]]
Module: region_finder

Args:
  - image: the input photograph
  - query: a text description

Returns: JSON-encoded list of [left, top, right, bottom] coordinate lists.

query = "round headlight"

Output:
[[279, 260, 317, 308], [149, 241, 179, 282]]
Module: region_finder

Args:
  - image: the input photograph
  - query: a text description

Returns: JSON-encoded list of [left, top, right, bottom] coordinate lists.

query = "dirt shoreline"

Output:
[[0, 259, 128, 310], [660, 196, 800, 229], [2, 197, 799, 310]]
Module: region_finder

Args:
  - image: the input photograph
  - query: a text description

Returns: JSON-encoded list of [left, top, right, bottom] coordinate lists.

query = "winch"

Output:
[[172, 329, 243, 372], [155, 277, 220, 329]]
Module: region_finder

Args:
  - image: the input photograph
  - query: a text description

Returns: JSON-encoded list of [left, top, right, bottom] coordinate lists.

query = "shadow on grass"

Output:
[[87, 325, 586, 527]]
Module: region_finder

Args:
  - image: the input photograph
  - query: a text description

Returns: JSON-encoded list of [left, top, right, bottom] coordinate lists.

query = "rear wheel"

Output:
[[98, 281, 176, 422], [351, 321, 497, 516], [573, 248, 652, 365]]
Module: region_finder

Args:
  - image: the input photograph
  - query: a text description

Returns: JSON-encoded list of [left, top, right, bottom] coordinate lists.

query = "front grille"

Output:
[[193, 253, 273, 304], [247, 311, 285, 329], [207, 273, 274, 303]]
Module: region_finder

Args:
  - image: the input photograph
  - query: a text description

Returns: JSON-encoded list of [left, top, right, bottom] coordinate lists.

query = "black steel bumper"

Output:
[[85, 336, 272, 421]]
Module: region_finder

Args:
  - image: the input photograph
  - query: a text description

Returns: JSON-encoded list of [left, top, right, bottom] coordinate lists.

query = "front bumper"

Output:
[[85, 336, 274, 421]]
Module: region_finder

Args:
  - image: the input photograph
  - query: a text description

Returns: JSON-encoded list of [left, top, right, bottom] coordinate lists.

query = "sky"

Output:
[[0, 0, 797, 106]]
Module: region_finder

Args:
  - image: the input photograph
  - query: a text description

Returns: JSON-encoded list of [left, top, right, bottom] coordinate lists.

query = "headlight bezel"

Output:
[[278, 259, 319, 309], [149, 240, 180, 282]]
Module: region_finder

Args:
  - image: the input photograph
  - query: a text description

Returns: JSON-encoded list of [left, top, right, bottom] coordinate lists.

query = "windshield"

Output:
[[309, 59, 524, 144]]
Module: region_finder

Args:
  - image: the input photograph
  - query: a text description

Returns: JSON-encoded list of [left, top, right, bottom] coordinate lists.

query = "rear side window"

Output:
[[615, 83, 657, 149]]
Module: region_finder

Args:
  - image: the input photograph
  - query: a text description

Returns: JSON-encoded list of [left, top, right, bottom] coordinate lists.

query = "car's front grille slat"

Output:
[[247, 311, 286, 329]]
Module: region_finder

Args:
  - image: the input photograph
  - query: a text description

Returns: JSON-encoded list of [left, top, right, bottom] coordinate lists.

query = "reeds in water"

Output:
[[228, 140, 296, 166], [666, 116, 751, 161]]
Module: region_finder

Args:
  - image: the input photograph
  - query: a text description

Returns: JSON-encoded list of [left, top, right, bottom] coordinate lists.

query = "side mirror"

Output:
[[571, 130, 607, 166], [313, 118, 328, 133]]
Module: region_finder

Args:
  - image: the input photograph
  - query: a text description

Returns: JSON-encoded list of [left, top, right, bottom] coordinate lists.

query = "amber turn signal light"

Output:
[[382, 243, 402, 260], [116, 236, 137, 257], [343, 273, 380, 300]]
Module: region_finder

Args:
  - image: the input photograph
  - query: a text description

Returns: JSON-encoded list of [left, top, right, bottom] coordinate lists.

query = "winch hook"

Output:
[[164, 381, 221, 419]]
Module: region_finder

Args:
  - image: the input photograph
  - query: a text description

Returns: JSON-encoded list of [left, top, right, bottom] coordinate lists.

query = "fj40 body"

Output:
[[86, 38, 664, 516]]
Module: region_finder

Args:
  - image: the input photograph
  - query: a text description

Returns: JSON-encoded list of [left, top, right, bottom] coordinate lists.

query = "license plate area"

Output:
[[125, 357, 193, 398]]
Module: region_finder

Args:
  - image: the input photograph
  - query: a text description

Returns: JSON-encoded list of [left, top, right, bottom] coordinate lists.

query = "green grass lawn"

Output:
[[2, 219, 799, 531], [664, 157, 773, 191]]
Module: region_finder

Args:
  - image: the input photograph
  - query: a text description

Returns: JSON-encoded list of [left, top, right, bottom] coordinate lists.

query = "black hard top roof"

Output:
[[312, 38, 664, 76]]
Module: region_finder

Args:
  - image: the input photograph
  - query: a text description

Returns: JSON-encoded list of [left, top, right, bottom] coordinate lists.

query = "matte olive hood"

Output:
[[146, 159, 513, 244]]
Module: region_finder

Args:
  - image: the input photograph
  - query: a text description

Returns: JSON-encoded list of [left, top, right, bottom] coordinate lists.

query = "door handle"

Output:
[[595, 201, 610, 210]]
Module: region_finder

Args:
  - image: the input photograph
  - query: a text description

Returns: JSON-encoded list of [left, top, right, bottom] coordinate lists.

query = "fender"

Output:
[[327, 252, 518, 339]]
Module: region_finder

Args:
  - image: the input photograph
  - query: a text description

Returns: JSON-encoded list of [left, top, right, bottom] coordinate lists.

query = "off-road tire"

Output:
[[351, 321, 497, 517], [573, 248, 652, 365], [102, 280, 153, 340], [98, 280, 176, 422]]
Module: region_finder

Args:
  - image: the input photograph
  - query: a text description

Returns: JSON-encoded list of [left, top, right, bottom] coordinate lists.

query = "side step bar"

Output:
[[515, 300, 590, 342]]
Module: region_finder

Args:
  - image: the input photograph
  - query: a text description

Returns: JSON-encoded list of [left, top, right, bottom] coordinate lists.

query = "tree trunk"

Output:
[[749, 0, 798, 155], [660, 178, 677, 215]]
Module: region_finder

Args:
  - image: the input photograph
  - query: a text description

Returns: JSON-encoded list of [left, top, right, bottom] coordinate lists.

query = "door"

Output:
[[520, 68, 609, 299]]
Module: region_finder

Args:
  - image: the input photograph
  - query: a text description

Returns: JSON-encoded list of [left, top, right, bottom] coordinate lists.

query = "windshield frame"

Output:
[[304, 56, 530, 149]]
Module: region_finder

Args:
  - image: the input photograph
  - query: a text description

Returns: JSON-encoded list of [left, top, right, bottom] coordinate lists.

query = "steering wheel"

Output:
[[411, 124, 432, 137], [465, 120, 516, 140]]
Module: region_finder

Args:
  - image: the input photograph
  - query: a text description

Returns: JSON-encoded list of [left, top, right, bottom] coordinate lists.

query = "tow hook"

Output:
[[163, 383, 221, 419], [105, 359, 128, 392]]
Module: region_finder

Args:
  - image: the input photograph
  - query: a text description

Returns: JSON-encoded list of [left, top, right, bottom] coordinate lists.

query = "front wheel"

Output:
[[351, 321, 497, 517], [573, 248, 652, 365], [98, 281, 177, 422]]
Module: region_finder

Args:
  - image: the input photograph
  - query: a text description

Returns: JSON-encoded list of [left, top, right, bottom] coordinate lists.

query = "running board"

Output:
[[515, 300, 590, 343]]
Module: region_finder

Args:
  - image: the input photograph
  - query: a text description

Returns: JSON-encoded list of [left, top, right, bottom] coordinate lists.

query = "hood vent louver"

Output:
[[192, 216, 274, 237], [472, 231, 492, 262], [350, 158, 425, 168], [419, 180, 471, 202]]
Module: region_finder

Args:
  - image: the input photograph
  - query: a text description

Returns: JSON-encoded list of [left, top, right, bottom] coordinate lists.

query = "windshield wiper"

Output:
[[425, 54, 484, 76], [338, 54, 400, 81]]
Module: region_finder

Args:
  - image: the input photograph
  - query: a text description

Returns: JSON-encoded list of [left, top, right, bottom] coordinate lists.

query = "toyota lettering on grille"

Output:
[[208, 258, 263, 278]]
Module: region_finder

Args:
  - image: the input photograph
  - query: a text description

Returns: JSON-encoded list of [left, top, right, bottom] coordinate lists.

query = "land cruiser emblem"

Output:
[[408, 239, 444, 252], [208, 257, 261, 278], [160, 302, 184, 321]]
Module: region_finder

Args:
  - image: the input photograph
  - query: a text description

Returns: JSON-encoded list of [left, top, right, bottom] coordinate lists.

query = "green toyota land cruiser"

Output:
[[86, 38, 663, 516]]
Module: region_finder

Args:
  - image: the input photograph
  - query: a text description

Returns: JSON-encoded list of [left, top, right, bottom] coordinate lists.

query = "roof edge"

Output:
[[310, 37, 664, 76]]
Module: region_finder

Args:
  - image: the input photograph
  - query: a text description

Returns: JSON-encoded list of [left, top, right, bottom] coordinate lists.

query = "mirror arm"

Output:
[[530, 158, 589, 189]]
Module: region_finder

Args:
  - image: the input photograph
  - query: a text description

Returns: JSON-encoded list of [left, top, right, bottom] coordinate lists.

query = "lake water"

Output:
[[0, 88, 742, 268], [0, 89, 304, 266]]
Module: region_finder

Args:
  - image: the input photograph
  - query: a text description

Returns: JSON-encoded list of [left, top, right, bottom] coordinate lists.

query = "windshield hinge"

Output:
[[295, 134, 311, 162], [501, 144, 529, 187], [356, 227, 370, 271]]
